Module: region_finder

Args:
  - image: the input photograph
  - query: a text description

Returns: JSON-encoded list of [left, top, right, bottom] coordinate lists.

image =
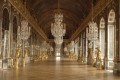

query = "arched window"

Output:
[[13, 16, 17, 42], [2, 8, 9, 33], [2, 8, 9, 69], [99, 17, 105, 65], [107, 9, 116, 69]]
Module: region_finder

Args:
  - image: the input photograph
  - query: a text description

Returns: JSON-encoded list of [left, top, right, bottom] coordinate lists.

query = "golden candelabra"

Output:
[[78, 47, 83, 64], [96, 47, 102, 70], [89, 48, 94, 65], [21, 48, 27, 67], [68, 52, 76, 60], [41, 51, 48, 61], [14, 48, 20, 69], [79, 54, 83, 64]]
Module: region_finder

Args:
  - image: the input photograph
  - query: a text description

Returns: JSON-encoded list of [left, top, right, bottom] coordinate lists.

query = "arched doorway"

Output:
[[107, 9, 116, 69], [99, 17, 105, 66]]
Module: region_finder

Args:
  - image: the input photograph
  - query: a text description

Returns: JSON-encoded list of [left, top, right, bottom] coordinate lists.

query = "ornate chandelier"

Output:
[[20, 0, 31, 41], [21, 20, 31, 41], [51, 12, 66, 37], [54, 37, 63, 45], [51, 0, 66, 38], [87, 21, 98, 41], [86, 0, 98, 42]]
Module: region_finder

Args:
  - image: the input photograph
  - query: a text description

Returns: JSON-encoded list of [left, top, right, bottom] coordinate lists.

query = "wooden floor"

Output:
[[0, 58, 120, 80]]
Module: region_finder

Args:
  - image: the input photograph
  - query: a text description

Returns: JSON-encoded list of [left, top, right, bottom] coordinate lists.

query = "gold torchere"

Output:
[[68, 52, 76, 60], [96, 47, 102, 70], [113, 51, 117, 63], [78, 47, 83, 64], [22, 48, 27, 67], [89, 48, 94, 65], [14, 48, 20, 69], [79, 54, 83, 64], [41, 51, 48, 61]]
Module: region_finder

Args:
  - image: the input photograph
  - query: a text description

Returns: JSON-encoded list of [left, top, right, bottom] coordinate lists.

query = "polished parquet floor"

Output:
[[0, 58, 120, 80]]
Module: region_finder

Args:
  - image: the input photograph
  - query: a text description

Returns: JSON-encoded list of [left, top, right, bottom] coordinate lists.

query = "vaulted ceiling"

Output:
[[25, 0, 98, 39]]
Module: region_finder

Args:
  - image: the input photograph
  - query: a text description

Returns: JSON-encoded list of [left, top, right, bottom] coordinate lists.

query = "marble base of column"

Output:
[[113, 62, 120, 76]]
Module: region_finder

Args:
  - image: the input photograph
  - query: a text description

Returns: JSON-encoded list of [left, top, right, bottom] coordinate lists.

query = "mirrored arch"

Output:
[[99, 17, 105, 65], [107, 9, 116, 69]]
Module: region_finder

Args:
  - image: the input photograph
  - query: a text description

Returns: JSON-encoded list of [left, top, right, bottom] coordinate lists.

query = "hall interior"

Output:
[[0, 0, 120, 80]]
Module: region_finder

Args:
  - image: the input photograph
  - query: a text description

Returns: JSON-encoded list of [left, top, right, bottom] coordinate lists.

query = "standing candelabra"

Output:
[[20, 20, 30, 67], [86, 21, 98, 65]]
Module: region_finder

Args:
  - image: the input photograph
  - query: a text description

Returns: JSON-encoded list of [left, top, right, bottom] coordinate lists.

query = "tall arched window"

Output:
[[99, 17, 105, 65], [13, 16, 17, 42], [107, 9, 116, 69], [2, 8, 9, 33]]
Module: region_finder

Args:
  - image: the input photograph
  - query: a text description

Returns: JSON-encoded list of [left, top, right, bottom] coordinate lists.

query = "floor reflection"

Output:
[[0, 59, 120, 80]]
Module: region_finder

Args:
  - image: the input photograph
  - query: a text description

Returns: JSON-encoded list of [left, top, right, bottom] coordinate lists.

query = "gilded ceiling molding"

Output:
[[70, 0, 113, 41], [8, 0, 48, 41]]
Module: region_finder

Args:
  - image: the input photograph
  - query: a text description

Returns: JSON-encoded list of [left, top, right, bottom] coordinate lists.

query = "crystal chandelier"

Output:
[[86, 0, 98, 42], [87, 21, 98, 41], [21, 20, 31, 41], [20, 0, 31, 41], [51, 13, 66, 37], [51, 0, 66, 38], [54, 37, 63, 45]]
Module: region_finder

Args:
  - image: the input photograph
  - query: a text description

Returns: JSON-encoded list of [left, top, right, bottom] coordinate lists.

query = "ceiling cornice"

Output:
[[8, 0, 48, 41], [70, 0, 113, 41]]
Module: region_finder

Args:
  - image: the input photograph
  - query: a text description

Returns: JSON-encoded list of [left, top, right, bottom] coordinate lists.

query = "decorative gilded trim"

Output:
[[8, 0, 48, 41]]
